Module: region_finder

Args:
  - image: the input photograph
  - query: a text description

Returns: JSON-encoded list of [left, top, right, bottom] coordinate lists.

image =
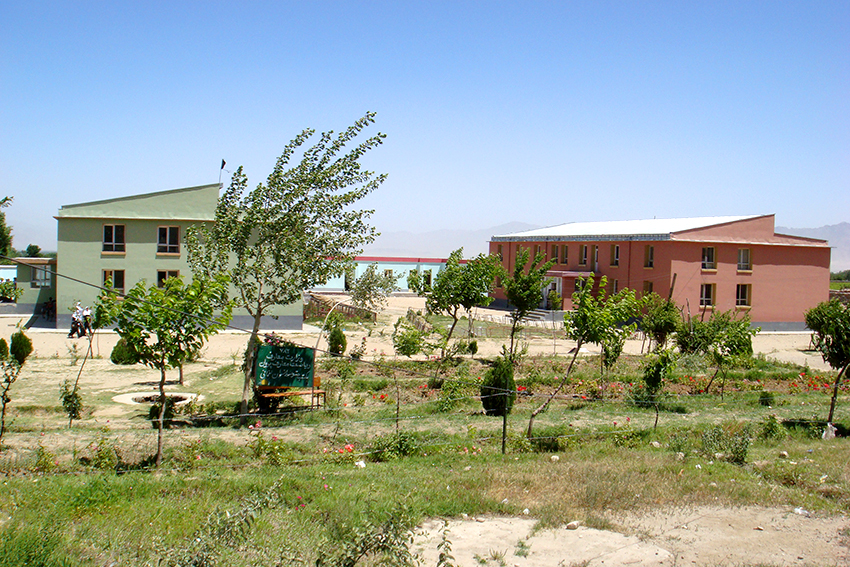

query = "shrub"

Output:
[[110, 338, 139, 365], [328, 326, 347, 356], [758, 390, 775, 407], [59, 380, 83, 421], [0, 338, 7, 360], [9, 331, 33, 366], [480, 356, 516, 417]]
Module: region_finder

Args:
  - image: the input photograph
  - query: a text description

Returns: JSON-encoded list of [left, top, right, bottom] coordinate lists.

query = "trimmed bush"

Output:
[[0, 338, 7, 360], [480, 356, 516, 417], [110, 338, 139, 365], [328, 326, 347, 356], [9, 331, 33, 366]]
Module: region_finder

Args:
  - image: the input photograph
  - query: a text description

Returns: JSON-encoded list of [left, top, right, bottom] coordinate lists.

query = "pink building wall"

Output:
[[488, 216, 830, 328]]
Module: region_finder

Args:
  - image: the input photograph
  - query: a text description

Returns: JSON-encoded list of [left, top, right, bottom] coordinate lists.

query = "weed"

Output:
[[514, 539, 530, 557]]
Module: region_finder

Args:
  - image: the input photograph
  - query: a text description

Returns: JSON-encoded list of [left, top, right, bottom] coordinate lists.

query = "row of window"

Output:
[[701, 247, 752, 271], [699, 283, 752, 307], [103, 224, 180, 254], [102, 269, 180, 292], [497, 243, 754, 272]]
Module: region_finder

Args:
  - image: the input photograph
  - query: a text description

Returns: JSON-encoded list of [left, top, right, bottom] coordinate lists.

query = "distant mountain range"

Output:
[[777, 222, 850, 272], [364, 221, 850, 272], [362, 222, 539, 259]]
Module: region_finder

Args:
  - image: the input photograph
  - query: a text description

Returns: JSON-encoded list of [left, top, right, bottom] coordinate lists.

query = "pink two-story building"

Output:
[[489, 214, 830, 331]]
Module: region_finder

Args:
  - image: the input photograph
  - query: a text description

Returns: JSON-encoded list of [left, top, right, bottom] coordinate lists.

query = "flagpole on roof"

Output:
[[218, 159, 226, 186]]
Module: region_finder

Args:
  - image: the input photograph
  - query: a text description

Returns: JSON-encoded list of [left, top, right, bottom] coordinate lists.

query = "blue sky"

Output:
[[2, 1, 847, 251]]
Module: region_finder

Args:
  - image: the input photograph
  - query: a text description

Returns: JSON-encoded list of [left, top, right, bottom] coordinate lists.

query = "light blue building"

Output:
[[315, 256, 464, 292]]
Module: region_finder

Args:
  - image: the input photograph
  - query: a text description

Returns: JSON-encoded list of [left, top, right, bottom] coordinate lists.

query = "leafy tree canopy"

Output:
[[349, 263, 399, 313]]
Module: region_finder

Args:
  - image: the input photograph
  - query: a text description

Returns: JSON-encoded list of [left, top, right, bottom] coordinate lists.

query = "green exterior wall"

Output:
[[55, 184, 302, 331]]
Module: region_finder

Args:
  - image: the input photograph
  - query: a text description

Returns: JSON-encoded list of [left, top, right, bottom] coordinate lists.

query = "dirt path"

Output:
[[414, 506, 848, 566]]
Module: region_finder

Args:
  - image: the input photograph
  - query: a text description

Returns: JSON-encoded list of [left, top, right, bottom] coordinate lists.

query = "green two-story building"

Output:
[[55, 184, 302, 331]]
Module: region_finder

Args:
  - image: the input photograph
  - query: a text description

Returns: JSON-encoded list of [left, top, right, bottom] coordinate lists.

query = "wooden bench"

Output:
[[255, 374, 325, 411], [255, 386, 326, 409]]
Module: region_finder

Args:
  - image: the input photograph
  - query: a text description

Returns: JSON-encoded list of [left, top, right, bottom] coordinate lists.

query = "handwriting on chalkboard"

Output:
[[255, 345, 314, 388]]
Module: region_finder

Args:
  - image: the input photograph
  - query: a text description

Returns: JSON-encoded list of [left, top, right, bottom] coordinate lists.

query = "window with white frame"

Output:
[[612, 279, 619, 293], [579, 245, 588, 266], [700, 283, 715, 307], [736, 284, 751, 307], [551, 244, 559, 263], [560, 245, 568, 265], [737, 248, 752, 271], [702, 247, 716, 270], [610, 244, 619, 267], [32, 266, 51, 287], [157, 226, 180, 254], [103, 224, 125, 253]]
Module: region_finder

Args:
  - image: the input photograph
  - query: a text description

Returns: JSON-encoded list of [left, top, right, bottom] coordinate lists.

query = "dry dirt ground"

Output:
[[5, 296, 847, 566]]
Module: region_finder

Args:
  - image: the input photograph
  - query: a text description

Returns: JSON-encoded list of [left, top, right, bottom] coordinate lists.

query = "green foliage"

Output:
[[0, 280, 22, 303], [25, 244, 42, 258], [410, 248, 498, 353], [630, 348, 676, 408], [501, 248, 556, 359], [9, 331, 32, 366], [97, 274, 231, 466], [641, 292, 681, 349], [676, 310, 756, 359], [700, 425, 751, 465], [805, 299, 850, 422], [315, 506, 419, 567], [186, 114, 386, 416], [805, 299, 850, 375], [349, 262, 399, 312], [59, 380, 83, 422], [759, 414, 783, 440], [392, 317, 425, 358], [480, 355, 516, 417], [0, 197, 12, 260], [368, 432, 419, 461], [0, 338, 7, 360], [328, 326, 347, 356], [110, 338, 140, 365]]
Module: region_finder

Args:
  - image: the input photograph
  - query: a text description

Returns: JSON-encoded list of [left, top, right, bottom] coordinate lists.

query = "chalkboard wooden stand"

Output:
[[253, 344, 325, 411]]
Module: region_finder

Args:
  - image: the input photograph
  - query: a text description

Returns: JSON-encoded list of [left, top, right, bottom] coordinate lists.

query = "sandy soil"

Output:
[[5, 296, 847, 566]]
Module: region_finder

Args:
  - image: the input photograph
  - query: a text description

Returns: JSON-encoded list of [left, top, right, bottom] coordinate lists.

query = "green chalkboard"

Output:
[[254, 344, 315, 388]]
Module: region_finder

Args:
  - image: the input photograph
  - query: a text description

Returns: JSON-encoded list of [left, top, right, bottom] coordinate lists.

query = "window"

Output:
[[575, 278, 586, 292], [700, 283, 715, 307], [610, 244, 619, 267], [497, 245, 503, 261], [495, 276, 502, 288], [157, 270, 180, 288], [593, 245, 599, 269], [644, 245, 654, 268], [579, 245, 588, 266], [736, 284, 751, 307], [32, 266, 51, 288], [157, 226, 180, 254], [560, 245, 568, 265], [701, 247, 716, 270], [384, 269, 394, 279], [423, 270, 432, 287], [103, 224, 125, 253], [551, 245, 559, 263], [103, 269, 125, 293], [642, 281, 653, 295], [612, 279, 619, 293], [737, 248, 752, 271]]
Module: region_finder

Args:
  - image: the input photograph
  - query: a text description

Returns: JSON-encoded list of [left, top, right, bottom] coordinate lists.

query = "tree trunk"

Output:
[[178, 363, 184, 386], [526, 341, 583, 438], [155, 366, 167, 468], [827, 364, 849, 423], [241, 311, 263, 425]]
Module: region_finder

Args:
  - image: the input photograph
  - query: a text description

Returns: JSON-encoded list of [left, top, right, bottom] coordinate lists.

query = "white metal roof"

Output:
[[492, 215, 762, 242]]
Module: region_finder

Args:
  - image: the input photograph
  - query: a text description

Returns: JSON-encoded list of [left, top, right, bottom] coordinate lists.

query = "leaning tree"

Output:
[[187, 113, 386, 421]]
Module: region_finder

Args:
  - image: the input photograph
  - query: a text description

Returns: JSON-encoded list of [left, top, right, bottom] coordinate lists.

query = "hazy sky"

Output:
[[2, 1, 848, 251]]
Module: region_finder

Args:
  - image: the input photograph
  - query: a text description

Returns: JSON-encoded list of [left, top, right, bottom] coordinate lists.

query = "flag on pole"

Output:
[[221, 159, 226, 170]]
